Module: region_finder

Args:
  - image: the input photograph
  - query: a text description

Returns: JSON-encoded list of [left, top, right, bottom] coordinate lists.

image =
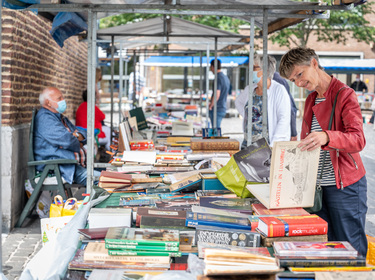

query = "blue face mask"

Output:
[[253, 71, 261, 84], [56, 100, 67, 114]]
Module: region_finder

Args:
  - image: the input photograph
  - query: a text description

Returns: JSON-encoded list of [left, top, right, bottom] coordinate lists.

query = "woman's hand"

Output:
[[298, 131, 329, 151]]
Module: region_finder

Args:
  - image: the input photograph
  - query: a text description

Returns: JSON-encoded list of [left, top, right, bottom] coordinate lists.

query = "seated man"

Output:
[[76, 89, 111, 151], [34, 87, 99, 186]]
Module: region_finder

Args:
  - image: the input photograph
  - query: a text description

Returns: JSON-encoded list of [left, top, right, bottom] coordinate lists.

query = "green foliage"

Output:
[[270, 1, 375, 48]]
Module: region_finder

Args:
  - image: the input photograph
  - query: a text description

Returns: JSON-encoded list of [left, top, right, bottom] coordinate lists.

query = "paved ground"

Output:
[[1, 115, 375, 279]]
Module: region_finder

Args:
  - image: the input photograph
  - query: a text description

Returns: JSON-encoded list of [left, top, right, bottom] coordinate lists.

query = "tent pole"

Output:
[[119, 43, 123, 125], [213, 37, 218, 129], [132, 50, 137, 108], [206, 45, 210, 128], [262, 8, 269, 141], [247, 16, 255, 146], [199, 51, 203, 117], [86, 10, 97, 193], [110, 35, 115, 143]]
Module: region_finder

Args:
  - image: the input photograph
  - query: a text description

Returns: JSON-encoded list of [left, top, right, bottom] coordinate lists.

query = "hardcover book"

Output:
[[198, 197, 256, 215], [251, 203, 309, 216], [260, 232, 328, 247], [155, 199, 199, 211], [185, 212, 251, 230], [105, 243, 180, 252], [246, 141, 320, 209], [88, 208, 132, 229], [191, 205, 249, 218], [83, 242, 170, 264], [190, 139, 240, 151], [168, 173, 202, 192], [276, 255, 367, 268], [257, 215, 328, 237], [68, 249, 170, 271], [78, 227, 109, 240], [135, 207, 186, 227], [99, 171, 132, 183], [273, 241, 359, 257], [141, 216, 188, 230], [195, 225, 261, 248], [105, 227, 179, 247], [107, 250, 182, 257], [129, 107, 148, 130]]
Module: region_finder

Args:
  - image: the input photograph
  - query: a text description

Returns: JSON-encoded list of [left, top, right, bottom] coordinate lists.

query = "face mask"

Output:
[[253, 71, 261, 84], [55, 100, 67, 114]]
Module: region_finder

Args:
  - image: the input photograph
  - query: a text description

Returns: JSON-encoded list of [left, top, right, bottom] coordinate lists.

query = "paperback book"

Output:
[[195, 225, 261, 247], [135, 207, 186, 227], [186, 212, 251, 230], [105, 227, 179, 247], [276, 255, 367, 268], [199, 197, 256, 215], [257, 214, 328, 237], [251, 203, 309, 216], [273, 241, 359, 257], [107, 250, 182, 257], [105, 243, 180, 252]]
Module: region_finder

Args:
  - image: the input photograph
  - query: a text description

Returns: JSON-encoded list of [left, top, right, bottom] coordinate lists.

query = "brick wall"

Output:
[[1, 8, 88, 126]]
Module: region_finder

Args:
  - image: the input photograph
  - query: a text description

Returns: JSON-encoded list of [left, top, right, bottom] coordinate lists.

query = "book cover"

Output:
[[187, 212, 250, 226], [260, 232, 328, 247], [105, 227, 179, 247], [107, 249, 182, 257], [198, 241, 271, 259], [257, 215, 328, 237], [135, 207, 186, 227], [195, 225, 261, 247], [191, 205, 249, 218], [273, 241, 359, 257], [251, 203, 309, 216], [186, 219, 252, 231], [276, 255, 367, 268], [289, 266, 375, 272], [233, 138, 272, 183], [83, 242, 171, 264], [315, 271, 375, 280], [99, 171, 132, 183], [78, 227, 109, 240], [246, 141, 320, 209], [168, 173, 202, 192], [68, 249, 170, 271], [118, 121, 131, 152], [198, 197, 255, 215], [155, 199, 199, 211], [129, 107, 148, 130], [190, 139, 240, 151], [88, 208, 132, 229], [141, 216, 188, 230], [105, 243, 180, 252]]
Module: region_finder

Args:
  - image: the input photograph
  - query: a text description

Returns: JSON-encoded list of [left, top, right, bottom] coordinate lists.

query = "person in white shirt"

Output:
[[236, 54, 291, 147]]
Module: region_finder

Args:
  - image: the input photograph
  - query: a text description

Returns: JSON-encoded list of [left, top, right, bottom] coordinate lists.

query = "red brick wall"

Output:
[[1, 9, 88, 126]]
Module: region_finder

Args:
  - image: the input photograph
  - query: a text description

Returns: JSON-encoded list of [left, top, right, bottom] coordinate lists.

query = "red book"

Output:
[[252, 203, 309, 216], [78, 227, 109, 239], [99, 171, 132, 183], [258, 215, 328, 237]]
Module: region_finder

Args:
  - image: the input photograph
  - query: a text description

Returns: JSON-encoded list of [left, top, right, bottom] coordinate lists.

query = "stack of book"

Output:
[[136, 207, 188, 230], [190, 138, 240, 156], [103, 227, 181, 257], [273, 241, 370, 272], [98, 171, 132, 193]]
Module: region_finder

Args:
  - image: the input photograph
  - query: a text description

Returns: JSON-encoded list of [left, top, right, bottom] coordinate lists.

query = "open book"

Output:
[[246, 141, 320, 209]]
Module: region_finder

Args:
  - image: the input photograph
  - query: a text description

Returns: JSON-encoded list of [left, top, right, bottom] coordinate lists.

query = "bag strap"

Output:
[[54, 195, 64, 206], [317, 87, 346, 188]]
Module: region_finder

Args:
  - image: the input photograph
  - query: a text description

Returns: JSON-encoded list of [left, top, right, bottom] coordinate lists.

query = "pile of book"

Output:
[[273, 241, 371, 272], [98, 171, 132, 192]]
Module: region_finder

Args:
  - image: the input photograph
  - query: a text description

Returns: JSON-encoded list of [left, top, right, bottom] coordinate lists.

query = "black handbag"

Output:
[[304, 87, 345, 213]]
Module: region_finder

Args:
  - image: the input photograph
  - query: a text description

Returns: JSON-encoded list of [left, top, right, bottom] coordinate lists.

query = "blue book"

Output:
[[186, 219, 252, 230]]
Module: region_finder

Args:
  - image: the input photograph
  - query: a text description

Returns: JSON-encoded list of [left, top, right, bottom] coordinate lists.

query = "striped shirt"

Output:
[[311, 98, 336, 186]]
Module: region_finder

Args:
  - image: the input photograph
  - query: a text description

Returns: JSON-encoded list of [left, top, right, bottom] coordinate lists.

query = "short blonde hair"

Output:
[[279, 47, 323, 79]]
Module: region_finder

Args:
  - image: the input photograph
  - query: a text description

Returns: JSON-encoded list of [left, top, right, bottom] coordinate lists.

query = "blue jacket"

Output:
[[33, 107, 87, 184]]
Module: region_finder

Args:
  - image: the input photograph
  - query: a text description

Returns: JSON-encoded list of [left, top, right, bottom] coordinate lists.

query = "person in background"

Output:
[[350, 74, 368, 93], [95, 67, 102, 106], [273, 71, 298, 140], [34, 87, 100, 186], [129, 64, 146, 106], [209, 59, 230, 129], [280, 47, 367, 257], [76, 90, 111, 151], [240, 54, 291, 148]]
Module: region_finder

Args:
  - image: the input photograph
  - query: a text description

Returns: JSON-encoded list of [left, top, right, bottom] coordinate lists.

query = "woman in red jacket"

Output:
[[279, 47, 367, 257]]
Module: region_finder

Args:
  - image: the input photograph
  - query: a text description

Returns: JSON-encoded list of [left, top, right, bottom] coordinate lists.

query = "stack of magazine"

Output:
[[273, 241, 370, 272]]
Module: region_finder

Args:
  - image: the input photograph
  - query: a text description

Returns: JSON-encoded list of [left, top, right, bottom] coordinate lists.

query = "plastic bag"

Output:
[[49, 195, 64, 218], [25, 179, 53, 218], [367, 234, 375, 265]]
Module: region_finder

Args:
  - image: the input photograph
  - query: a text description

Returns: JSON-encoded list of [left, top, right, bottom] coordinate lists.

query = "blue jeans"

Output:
[[316, 176, 368, 257], [73, 165, 101, 186], [209, 110, 226, 129]]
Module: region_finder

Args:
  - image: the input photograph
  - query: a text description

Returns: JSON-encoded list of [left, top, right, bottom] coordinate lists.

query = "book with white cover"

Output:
[[246, 141, 320, 209], [172, 121, 194, 136]]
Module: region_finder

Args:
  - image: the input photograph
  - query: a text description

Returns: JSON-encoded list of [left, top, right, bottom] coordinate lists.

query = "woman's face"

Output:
[[288, 58, 320, 92]]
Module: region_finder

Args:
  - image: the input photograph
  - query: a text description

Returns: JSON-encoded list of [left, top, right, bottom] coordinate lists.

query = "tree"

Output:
[[269, 1, 375, 48]]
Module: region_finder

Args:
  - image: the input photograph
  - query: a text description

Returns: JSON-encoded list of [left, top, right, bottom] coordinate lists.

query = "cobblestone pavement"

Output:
[[1, 116, 375, 279]]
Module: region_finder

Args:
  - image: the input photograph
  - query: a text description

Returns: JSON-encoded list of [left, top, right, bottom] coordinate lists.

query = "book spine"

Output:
[[186, 219, 252, 231], [277, 258, 367, 268], [105, 243, 180, 251], [140, 216, 186, 228], [190, 141, 239, 151], [108, 250, 182, 257], [186, 212, 249, 226], [195, 228, 261, 247], [105, 238, 179, 247], [83, 253, 170, 263]]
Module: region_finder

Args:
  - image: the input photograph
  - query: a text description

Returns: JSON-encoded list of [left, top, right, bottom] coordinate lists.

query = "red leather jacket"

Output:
[[301, 77, 366, 189]]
